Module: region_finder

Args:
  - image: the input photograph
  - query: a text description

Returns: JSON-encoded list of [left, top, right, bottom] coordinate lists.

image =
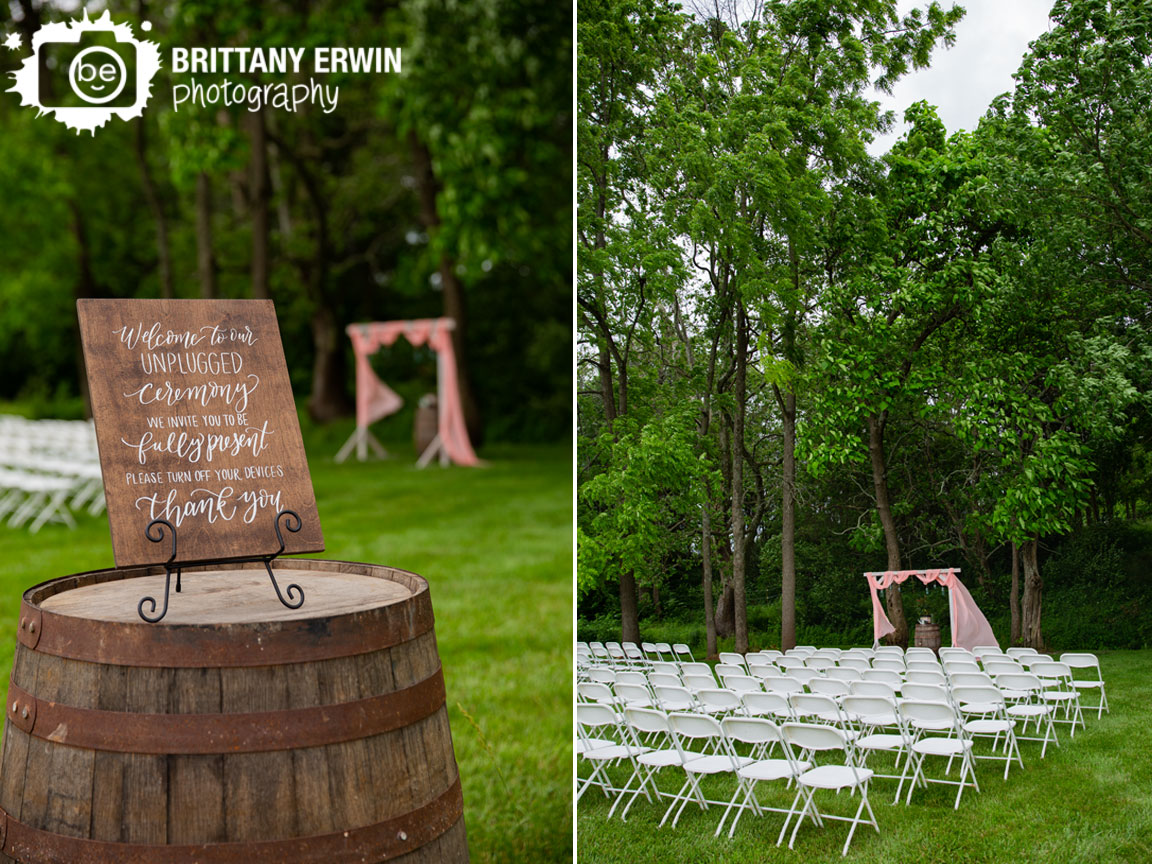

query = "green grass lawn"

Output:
[[0, 431, 573, 863], [579, 650, 1152, 864]]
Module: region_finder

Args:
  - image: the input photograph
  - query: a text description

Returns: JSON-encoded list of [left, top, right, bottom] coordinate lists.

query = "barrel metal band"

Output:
[[0, 776, 462, 863], [6, 667, 445, 754], [16, 589, 434, 668]]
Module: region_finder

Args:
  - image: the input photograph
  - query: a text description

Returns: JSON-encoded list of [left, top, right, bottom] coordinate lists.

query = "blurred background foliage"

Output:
[[0, 0, 571, 445]]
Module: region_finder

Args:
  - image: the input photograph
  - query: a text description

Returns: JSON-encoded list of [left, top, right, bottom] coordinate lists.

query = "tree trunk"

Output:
[[780, 388, 797, 652], [409, 132, 483, 445], [307, 303, 351, 421], [702, 503, 718, 659], [715, 582, 735, 640], [730, 300, 748, 653], [867, 413, 907, 647], [134, 118, 173, 299], [249, 108, 270, 300], [196, 172, 217, 299], [619, 570, 640, 644], [1010, 541, 1021, 646], [1020, 539, 1043, 649]]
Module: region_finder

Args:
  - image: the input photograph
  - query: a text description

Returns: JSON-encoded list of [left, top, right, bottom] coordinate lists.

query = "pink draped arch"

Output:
[[336, 318, 479, 467], [865, 568, 998, 651]]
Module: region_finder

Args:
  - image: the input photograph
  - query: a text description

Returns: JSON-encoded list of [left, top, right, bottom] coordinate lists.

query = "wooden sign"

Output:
[[77, 299, 324, 567]]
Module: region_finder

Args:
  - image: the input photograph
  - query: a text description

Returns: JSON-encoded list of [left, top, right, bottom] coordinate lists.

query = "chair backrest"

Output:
[[837, 657, 870, 672], [614, 683, 653, 706], [697, 688, 742, 711], [669, 711, 723, 743], [825, 667, 863, 683], [862, 669, 902, 687], [901, 682, 950, 703], [842, 694, 901, 727], [1006, 647, 1038, 659], [654, 642, 673, 655], [789, 692, 842, 724], [653, 685, 695, 712], [874, 645, 904, 656], [757, 650, 784, 661], [722, 715, 783, 747], [905, 670, 947, 686], [789, 646, 817, 657], [650, 662, 680, 677], [648, 673, 681, 690], [763, 675, 805, 695], [624, 644, 645, 661], [680, 662, 713, 677], [625, 706, 671, 736], [578, 681, 615, 704], [949, 672, 995, 689], [804, 657, 835, 671], [578, 702, 619, 730], [850, 680, 897, 700], [905, 648, 937, 660], [722, 674, 763, 693], [994, 672, 1044, 695], [683, 673, 718, 691], [672, 643, 693, 657], [808, 678, 850, 699], [982, 660, 1024, 676], [972, 645, 1001, 659], [788, 668, 820, 685], [1059, 653, 1102, 675], [873, 658, 906, 673], [1020, 653, 1054, 669], [587, 668, 616, 685], [939, 648, 974, 659], [776, 656, 806, 670], [614, 671, 647, 687], [719, 652, 746, 668], [641, 641, 657, 653], [950, 685, 1005, 710], [715, 663, 745, 679], [1030, 660, 1074, 683], [748, 661, 776, 679], [905, 659, 942, 672], [782, 721, 848, 752], [900, 699, 961, 732], [742, 690, 792, 719]]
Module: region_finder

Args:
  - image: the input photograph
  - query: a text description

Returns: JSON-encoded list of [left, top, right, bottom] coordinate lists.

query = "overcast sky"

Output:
[[869, 0, 1056, 154]]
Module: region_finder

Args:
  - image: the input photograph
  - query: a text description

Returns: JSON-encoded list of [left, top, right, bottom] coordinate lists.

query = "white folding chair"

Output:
[[661, 713, 750, 828], [672, 643, 695, 662], [614, 682, 657, 710], [718, 651, 747, 670], [850, 680, 897, 701], [995, 672, 1059, 757], [741, 690, 793, 723], [825, 667, 863, 683], [720, 717, 810, 838], [577, 703, 646, 802], [611, 707, 684, 820], [950, 684, 1023, 780], [808, 678, 851, 701], [653, 685, 697, 714], [1060, 652, 1108, 718], [721, 673, 764, 695], [683, 673, 718, 694], [1006, 647, 1038, 660], [895, 700, 979, 809], [763, 675, 805, 696], [696, 688, 743, 717], [1030, 660, 1086, 735], [837, 657, 870, 672], [841, 694, 911, 782], [778, 723, 879, 856]]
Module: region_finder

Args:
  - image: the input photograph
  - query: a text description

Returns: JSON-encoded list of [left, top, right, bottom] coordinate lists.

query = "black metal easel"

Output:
[[137, 509, 306, 623]]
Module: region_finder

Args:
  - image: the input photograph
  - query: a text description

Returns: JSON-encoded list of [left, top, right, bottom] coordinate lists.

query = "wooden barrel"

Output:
[[0, 559, 467, 863], [913, 622, 942, 653]]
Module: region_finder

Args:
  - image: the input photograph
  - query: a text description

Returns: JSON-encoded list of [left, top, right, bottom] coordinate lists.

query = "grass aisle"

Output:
[[0, 439, 573, 863], [578, 650, 1152, 864]]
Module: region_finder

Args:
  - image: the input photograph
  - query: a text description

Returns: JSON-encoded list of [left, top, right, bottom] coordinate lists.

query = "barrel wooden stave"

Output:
[[0, 560, 465, 863]]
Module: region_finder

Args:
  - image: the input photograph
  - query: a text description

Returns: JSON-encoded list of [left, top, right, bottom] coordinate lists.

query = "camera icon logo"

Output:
[[7, 9, 160, 135]]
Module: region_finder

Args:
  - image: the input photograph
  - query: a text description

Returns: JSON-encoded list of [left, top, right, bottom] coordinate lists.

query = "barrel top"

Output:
[[40, 567, 411, 625]]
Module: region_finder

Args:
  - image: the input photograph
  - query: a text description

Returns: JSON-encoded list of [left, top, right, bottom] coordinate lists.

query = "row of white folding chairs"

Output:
[[578, 704, 881, 855]]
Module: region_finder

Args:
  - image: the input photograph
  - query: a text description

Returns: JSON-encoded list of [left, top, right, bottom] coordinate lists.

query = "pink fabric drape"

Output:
[[864, 568, 998, 651], [347, 319, 479, 467]]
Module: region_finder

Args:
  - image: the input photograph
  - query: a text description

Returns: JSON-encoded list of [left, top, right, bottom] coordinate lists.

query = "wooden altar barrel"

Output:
[[913, 622, 942, 654], [0, 559, 468, 863]]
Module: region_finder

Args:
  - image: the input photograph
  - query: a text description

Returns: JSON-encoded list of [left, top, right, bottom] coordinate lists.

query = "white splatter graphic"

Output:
[[7, 10, 161, 135]]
